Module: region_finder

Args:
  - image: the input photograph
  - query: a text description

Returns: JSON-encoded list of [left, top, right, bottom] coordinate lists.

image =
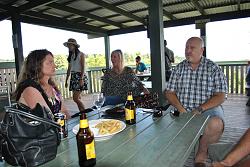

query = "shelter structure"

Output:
[[1, 0, 250, 103]]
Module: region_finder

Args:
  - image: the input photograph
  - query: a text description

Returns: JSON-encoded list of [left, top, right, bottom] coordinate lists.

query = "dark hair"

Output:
[[23, 49, 53, 81], [15, 49, 59, 96], [135, 56, 141, 61], [67, 47, 80, 63]]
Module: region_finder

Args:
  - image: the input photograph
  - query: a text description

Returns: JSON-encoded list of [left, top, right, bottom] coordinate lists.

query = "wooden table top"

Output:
[[1, 107, 209, 167]]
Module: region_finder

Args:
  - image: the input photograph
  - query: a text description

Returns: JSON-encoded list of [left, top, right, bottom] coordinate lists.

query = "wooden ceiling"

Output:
[[1, 0, 250, 36]]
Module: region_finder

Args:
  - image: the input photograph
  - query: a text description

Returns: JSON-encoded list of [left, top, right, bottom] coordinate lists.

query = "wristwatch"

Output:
[[196, 106, 204, 113]]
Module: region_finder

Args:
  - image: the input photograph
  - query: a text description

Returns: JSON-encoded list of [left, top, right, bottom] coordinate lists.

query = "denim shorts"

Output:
[[203, 105, 225, 124]]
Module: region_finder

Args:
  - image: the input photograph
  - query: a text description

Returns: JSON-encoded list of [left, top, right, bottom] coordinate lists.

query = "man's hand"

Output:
[[192, 109, 201, 115], [212, 162, 228, 167], [79, 80, 84, 86]]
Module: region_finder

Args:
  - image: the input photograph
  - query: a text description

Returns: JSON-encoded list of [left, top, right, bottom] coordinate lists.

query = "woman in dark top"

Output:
[[101, 49, 149, 105], [15, 49, 70, 118]]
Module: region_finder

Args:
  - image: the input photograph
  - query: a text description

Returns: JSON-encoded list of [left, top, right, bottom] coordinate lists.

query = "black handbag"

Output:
[[134, 92, 160, 109], [0, 103, 61, 167]]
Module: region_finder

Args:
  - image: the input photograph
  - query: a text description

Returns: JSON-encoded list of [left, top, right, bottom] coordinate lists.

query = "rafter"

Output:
[[0, 0, 57, 21], [190, 0, 207, 15], [237, 0, 241, 11], [0, 12, 10, 21], [23, 11, 107, 34], [20, 0, 58, 12], [139, 0, 176, 20], [85, 0, 145, 25], [48, 3, 125, 28], [69, 17, 88, 23], [21, 16, 101, 35], [86, 0, 138, 13]]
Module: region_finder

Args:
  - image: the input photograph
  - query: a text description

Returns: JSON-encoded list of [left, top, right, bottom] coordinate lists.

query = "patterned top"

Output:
[[166, 56, 228, 112], [101, 66, 144, 100], [48, 87, 62, 114]]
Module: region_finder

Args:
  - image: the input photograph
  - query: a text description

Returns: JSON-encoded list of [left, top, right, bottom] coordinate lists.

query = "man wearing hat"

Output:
[[64, 38, 88, 113]]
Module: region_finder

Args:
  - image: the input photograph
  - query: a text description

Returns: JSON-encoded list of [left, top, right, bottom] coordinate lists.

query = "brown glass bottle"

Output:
[[125, 92, 136, 125], [76, 113, 96, 167]]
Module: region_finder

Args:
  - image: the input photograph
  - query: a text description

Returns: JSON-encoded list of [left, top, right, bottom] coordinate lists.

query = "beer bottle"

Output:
[[76, 113, 96, 167], [125, 92, 136, 125]]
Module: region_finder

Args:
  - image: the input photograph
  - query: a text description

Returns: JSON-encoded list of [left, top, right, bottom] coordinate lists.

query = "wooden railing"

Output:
[[219, 63, 248, 94], [0, 62, 248, 99]]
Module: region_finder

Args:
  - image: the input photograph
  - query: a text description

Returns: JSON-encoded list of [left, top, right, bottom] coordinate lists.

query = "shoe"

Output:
[[194, 162, 206, 167]]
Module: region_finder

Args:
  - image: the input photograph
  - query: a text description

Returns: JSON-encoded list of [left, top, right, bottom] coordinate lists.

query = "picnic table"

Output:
[[1, 106, 209, 167], [136, 72, 151, 81]]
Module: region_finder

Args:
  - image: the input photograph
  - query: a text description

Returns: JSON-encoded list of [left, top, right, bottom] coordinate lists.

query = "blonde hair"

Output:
[[111, 49, 124, 68]]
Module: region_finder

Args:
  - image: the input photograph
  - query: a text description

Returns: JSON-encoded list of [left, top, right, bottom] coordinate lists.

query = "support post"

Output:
[[148, 0, 165, 105], [11, 12, 24, 77], [104, 35, 111, 68]]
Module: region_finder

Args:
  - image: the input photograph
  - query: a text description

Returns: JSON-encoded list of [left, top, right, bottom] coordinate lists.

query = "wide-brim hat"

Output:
[[63, 38, 80, 48]]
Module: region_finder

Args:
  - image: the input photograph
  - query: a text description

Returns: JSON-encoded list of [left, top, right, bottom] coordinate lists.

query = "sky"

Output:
[[0, 17, 250, 62]]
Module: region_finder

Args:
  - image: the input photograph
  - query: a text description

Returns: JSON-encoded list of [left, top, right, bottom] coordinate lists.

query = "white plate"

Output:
[[137, 108, 154, 114], [72, 119, 126, 141]]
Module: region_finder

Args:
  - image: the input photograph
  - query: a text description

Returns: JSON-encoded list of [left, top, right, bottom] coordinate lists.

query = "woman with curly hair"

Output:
[[15, 49, 70, 118]]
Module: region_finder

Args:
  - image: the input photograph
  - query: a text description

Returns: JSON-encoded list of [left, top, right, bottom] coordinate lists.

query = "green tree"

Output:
[[54, 54, 68, 70], [86, 54, 105, 67], [174, 55, 185, 64]]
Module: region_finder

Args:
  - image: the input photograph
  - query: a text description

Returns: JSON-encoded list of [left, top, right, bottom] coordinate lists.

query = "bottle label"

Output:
[[59, 119, 64, 126], [79, 120, 88, 128], [125, 109, 134, 120], [85, 140, 96, 160], [127, 95, 133, 101]]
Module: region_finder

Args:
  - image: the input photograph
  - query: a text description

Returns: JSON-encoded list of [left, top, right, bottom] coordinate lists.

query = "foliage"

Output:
[[54, 54, 68, 70], [86, 54, 106, 67], [174, 55, 185, 63], [53, 52, 185, 70]]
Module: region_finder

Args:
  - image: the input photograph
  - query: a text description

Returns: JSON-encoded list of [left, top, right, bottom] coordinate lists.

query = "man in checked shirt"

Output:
[[165, 37, 228, 167]]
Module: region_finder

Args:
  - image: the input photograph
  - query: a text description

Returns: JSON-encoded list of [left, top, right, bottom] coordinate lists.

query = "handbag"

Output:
[[0, 103, 61, 167], [134, 92, 159, 109]]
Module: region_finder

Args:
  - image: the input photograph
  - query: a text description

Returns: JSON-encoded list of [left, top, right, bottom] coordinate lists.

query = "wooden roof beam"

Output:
[[23, 11, 107, 34], [108, 9, 250, 35], [21, 16, 97, 35], [139, 0, 176, 20], [86, 0, 145, 25], [237, 0, 241, 11], [48, 3, 124, 28], [190, 0, 207, 15], [0, 0, 57, 21], [20, 0, 58, 12]]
